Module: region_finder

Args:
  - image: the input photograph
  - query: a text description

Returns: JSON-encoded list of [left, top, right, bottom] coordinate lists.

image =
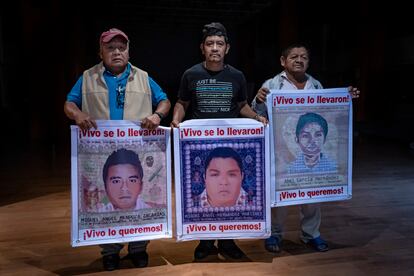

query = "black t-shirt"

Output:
[[178, 62, 247, 119]]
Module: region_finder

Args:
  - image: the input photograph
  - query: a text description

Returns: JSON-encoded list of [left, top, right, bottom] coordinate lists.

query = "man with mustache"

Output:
[[252, 43, 359, 254], [171, 22, 266, 261], [64, 28, 170, 271]]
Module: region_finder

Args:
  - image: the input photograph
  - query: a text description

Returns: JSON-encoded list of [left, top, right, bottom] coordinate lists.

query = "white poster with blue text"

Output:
[[70, 120, 172, 247], [267, 88, 353, 207], [173, 118, 270, 241]]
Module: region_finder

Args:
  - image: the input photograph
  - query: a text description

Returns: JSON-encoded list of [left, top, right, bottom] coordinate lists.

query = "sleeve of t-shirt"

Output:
[[177, 72, 191, 101], [66, 76, 83, 108], [148, 76, 168, 106]]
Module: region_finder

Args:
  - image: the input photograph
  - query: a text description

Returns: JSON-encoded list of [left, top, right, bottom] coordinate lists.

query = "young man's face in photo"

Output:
[[204, 157, 243, 207], [105, 164, 142, 210], [201, 35, 229, 63], [297, 122, 325, 155]]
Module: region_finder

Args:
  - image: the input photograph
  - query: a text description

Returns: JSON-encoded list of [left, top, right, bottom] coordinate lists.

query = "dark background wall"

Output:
[[1, 0, 413, 157]]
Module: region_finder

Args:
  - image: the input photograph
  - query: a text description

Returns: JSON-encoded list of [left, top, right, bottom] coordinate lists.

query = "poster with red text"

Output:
[[70, 120, 172, 247], [173, 119, 270, 241], [267, 88, 352, 206]]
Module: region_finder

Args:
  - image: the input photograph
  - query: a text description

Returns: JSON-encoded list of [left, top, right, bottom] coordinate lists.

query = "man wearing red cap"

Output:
[[64, 28, 170, 271]]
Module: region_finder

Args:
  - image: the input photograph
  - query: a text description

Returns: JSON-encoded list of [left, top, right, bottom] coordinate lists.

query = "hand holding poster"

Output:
[[70, 120, 172, 246], [267, 88, 353, 206], [173, 118, 270, 241]]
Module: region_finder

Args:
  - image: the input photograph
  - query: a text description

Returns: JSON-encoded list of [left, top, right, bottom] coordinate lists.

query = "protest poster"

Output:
[[173, 118, 270, 241], [267, 88, 353, 206], [70, 120, 172, 247]]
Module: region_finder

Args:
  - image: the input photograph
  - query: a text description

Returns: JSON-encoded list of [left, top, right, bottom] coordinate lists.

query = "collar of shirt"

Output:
[[280, 71, 315, 90], [103, 63, 131, 81]]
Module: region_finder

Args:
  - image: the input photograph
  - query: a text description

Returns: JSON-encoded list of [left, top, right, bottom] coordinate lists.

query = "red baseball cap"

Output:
[[100, 28, 129, 44]]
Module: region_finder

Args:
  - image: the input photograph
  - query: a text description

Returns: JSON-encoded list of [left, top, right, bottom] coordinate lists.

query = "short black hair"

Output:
[[202, 22, 229, 43], [281, 43, 310, 58], [296, 112, 328, 139], [102, 148, 143, 187], [204, 147, 243, 173]]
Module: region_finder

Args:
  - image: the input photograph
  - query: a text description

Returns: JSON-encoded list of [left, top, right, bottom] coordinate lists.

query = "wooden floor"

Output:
[[1, 137, 414, 275]]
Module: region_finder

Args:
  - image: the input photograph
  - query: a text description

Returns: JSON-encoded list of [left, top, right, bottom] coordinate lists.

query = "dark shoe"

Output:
[[264, 236, 281, 253], [102, 254, 120, 271], [218, 239, 245, 259], [194, 240, 218, 260], [128, 251, 149, 268], [305, 236, 329, 252]]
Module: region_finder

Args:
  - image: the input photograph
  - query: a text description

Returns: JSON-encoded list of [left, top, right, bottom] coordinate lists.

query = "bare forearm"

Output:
[[239, 102, 256, 118], [173, 103, 185, 122], [63, 101, 97, 130], [239, 102, 268, 124], [141, 99, 171, 130], [154, 99, 171, 118], [171, 100, 189, 127], [64, 101, 82, 121]]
